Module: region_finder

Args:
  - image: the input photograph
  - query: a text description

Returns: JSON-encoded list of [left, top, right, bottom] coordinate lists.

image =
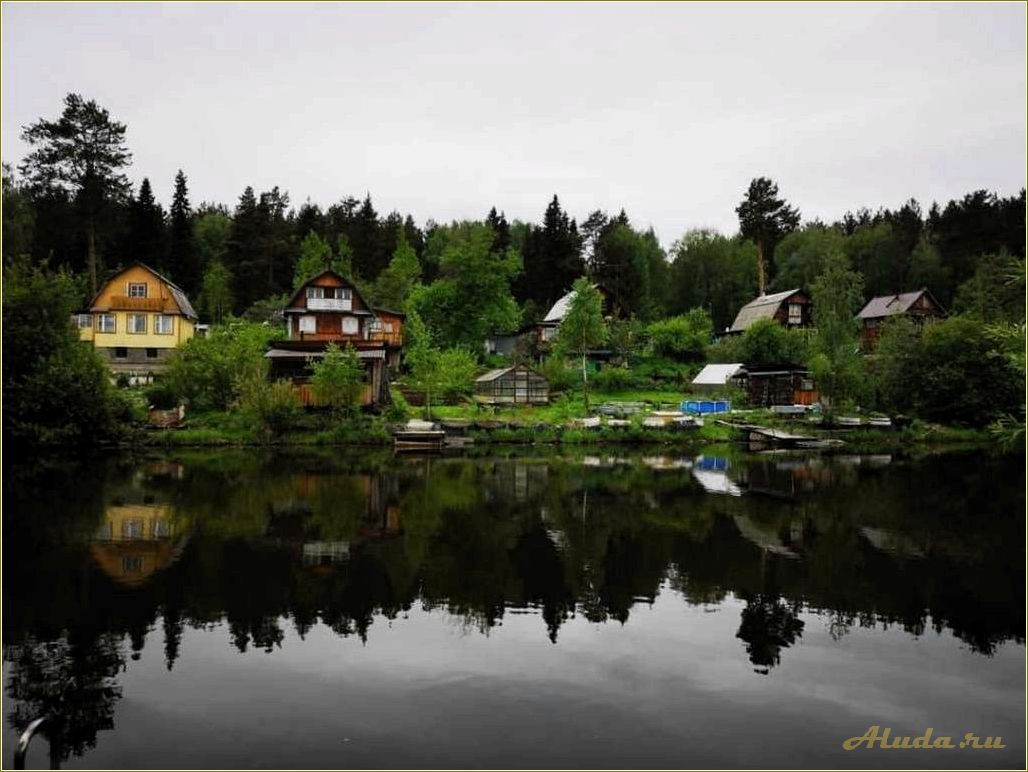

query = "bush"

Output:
[[311, 343, 364, 416], [707, 318, 811, 365], [145, 381, 180, 410], [165, 321, 277, 411], [538, 354, 578, 394], [384, 389, 411, 422], [236, 369, 301, 442], [2, 259, 127, 446], [646, 309, 712, 361], [437, 348, 478, 402], [592, 365, 642, 393]]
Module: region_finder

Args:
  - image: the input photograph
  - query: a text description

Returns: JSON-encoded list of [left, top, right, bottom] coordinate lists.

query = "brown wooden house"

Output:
[[265, 271, 403, 407], [728, 289, 812, 334], [857, 289, 944, 350]]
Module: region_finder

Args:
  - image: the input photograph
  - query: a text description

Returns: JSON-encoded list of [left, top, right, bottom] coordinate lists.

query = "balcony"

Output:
[[307, 297, 352, 312], [110, 295, 165, 311]]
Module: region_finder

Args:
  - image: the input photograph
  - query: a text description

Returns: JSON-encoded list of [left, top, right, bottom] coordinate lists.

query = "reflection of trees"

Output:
[[735, 594, 805, 674], [4, 633, 125, 766], [3, 448, 1024, 758]]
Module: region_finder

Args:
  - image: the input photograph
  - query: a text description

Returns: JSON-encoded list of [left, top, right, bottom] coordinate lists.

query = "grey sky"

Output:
[[2, 1, 1025, 246]]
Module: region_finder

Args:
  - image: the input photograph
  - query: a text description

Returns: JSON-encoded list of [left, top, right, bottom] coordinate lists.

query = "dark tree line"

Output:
[[3, 94, 1025, 329]]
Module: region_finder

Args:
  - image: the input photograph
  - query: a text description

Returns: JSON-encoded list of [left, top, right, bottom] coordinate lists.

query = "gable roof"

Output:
[[857, 289, 944, 320], [286, 270, 375, 314], [89, 262, 198, 319], [542, 283, 611, 324], [474, 365, 544, 383], [729, 288, 804, 333]]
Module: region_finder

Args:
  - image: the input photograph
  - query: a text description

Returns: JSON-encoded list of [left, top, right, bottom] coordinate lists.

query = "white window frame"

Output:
[[335, 288, 352, 300], [788, 303, 802, 324], [97, 314, 116, 333], [127, 282, 148, 298], [127, 313, 147, 334], [154, 315, 174, 335], [298, 315, 316, 333], [341, 316, 359, 335], [306, 286, 325, 300], [75, 314, 92, 329]]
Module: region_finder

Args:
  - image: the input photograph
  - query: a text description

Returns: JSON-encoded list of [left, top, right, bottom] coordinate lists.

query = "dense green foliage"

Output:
[[555, 278, 607, 410], [311, 343, 364, 416], [236, 368, 301, 442], [808, 251, 865, 412], [707, 319, 811, 365], [164, 321, 278, 411], [2, 260, 127, 446], [646, 309, 712, 361]]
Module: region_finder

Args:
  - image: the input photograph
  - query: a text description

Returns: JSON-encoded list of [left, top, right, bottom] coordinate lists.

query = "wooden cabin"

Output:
[[857, 289, 944, 350], [75, 262, 197, 380], [265, 271, 402, 408], [474, 365, 550, 405], [742, 364, 818, 407], [728, 289, 811, 334]]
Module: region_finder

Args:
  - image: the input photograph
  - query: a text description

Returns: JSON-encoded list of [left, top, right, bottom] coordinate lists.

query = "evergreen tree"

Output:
[[292, 231, 335, 289], [519, 195, 584, 309], [736, 177, 800, 295], [486, 207, 512, 254], [373, 228, 421, 310], [126, 178, 165, 269], [19, 93, 132, 294], [169, 170, 198, 291], [225, 186, 262, 311]]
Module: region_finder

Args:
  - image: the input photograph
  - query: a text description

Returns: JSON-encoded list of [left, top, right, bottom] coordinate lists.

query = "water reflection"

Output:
[[3, 448, 1024, 766]]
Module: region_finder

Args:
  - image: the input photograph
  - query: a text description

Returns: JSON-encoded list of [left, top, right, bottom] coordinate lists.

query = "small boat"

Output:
[[836, 416, 862, 427]]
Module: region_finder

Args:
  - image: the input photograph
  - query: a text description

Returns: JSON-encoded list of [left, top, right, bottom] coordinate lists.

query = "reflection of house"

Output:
[[90, 503, 188, 586], [692, 456, 743, 496], [74, 262, 198, 379], [728, 288, 811, 334], [265, 271, 403, 407], [474, 365, 549, 405], [857, 289, 944, 350]]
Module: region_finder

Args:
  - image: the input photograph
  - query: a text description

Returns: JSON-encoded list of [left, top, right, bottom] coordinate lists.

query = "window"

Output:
[[298, 315, 316, 333], [97, 314, 116, 333], [341, 316, 359, 335], [75, 313, 92, 329], [122, 518, 144, 538], [306, 286, 325, 299], [334, 288, 352, 300], [541, 326, 557, 342], [152, 519, 169, 538], [127, 313, 147, 334], [788, 303, 803, 324], [114, 347, 128, 359], [154, 315, 174, 334], [127, 282, 147, 298], [146, 348, 159, 359]]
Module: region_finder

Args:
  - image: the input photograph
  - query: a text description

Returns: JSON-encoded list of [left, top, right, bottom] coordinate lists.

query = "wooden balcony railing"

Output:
[[110, 295, 165, 311]]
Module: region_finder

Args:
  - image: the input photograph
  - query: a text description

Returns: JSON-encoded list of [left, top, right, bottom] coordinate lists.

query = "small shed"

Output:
[[474, 365, 549, 405]]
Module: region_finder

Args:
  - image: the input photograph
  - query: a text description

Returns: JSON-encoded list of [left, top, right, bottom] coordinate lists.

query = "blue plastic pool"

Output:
[[681, 400, 731, 415]]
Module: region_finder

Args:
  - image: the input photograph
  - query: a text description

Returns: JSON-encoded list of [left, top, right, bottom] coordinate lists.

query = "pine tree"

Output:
[[225, 186, 262, 311], [736, 177, 800, 295], [519, 195, 584, 309], [127, 178, 166, 269], [169, 170, 198, 292], [293, 231, 334, 289], [486, 207, 511, 254], [373, 228, 421, 310]]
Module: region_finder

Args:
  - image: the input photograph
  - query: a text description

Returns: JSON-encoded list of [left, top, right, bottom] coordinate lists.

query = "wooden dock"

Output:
[[716, 421, 843, 448]]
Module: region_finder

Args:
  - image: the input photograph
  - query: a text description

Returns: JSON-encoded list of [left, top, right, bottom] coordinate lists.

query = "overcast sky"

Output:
[[2, 1, 1025, 245]]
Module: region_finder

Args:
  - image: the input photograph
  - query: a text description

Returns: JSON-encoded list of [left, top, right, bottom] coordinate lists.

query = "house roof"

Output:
[[89, 262, 198, 319], [371, 306, 406, 318], [543, 290, 576, 323], [474, 365, 543, 383], [729, 288, 804, 333], [692, 363, 745, 386], [857, 289, 942, 320], [285, 270, 376, 316]]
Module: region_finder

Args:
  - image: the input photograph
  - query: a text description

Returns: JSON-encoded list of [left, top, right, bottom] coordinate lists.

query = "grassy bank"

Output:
[[141, 394, 995, 451]]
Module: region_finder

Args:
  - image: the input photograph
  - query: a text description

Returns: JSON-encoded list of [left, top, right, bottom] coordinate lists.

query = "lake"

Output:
[[3, 446, 1024, 769]]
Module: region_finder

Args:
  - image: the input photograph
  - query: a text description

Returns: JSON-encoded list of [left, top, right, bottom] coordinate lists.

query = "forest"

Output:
[[3, 93, 1026, 446]]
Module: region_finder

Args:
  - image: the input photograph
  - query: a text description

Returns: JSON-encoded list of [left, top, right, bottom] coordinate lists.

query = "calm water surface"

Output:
[[3, 446, 1024, 769]]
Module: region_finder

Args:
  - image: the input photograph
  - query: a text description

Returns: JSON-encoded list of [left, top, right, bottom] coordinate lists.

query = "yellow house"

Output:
[[75, 263, 198, 377]]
